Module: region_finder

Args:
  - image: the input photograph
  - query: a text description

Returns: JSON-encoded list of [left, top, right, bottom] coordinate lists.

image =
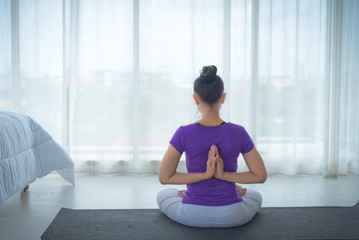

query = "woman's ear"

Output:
[[221, 93, 227, 104], [193, 94, 200, 105]]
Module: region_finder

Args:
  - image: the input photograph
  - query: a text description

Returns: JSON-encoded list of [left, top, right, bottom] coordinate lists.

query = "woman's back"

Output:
[[170, 122, 254, 206]]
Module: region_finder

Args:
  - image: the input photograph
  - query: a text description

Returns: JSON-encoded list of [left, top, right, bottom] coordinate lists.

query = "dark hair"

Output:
[[194, 65, 224, 105]]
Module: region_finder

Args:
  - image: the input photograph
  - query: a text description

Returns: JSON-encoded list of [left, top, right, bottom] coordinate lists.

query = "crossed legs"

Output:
[[157, 187, 262, 228]]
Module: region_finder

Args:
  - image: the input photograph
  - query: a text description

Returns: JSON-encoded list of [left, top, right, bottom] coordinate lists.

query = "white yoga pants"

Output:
[[156, 188, 262, 228]]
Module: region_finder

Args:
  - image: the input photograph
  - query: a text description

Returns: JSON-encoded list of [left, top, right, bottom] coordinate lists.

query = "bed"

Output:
[[0, 111, 74, 207]]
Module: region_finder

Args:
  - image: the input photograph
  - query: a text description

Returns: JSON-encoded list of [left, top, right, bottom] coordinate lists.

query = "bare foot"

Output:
[[236, 185, 247, 196], [178, 190, 186, 198]]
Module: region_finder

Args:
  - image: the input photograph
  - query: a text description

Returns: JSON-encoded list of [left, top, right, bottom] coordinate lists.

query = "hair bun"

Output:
[[200, 65, 217, 82]]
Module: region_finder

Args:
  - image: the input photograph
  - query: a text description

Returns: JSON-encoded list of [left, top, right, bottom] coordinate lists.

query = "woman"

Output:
[[157, 65, 267, 228]]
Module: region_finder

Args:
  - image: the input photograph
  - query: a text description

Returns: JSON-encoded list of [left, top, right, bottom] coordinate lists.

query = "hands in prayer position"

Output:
[[178, 145, 247, 198], [207, 145, 225, 180]]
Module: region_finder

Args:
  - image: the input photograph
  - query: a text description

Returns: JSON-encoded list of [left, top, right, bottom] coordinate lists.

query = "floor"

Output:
[[0, 173, 358, 240]]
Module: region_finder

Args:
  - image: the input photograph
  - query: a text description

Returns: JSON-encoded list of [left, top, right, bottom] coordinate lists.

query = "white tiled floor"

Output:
[[0, 173, 358, 240]]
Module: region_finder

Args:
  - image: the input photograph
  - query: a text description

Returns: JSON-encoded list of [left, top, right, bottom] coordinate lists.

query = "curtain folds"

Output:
[[0, 0, 358, 176]]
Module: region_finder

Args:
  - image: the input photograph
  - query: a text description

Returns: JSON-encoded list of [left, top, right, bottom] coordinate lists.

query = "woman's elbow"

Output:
[[259, 174, 267, 183], [258, 171, 267, 183], [158, 175, 168, 185]]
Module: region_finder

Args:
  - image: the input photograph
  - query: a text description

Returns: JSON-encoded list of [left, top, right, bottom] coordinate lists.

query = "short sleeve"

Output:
[[241, 127, 254, 154], [169, 127, 185, 154]]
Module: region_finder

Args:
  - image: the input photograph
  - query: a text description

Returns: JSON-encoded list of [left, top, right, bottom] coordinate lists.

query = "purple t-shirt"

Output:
[[170, 122, 254, 206]]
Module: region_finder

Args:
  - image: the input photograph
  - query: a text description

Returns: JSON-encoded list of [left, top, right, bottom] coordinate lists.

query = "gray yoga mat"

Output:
[[42, 201, 359, 240]]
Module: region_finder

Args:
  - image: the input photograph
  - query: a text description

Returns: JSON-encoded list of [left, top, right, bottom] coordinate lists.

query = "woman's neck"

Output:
[[198, 109, 224, 126]]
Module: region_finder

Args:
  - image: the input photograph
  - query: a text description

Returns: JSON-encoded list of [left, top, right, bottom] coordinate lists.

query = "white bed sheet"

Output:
[[0, 111, 74, 207]]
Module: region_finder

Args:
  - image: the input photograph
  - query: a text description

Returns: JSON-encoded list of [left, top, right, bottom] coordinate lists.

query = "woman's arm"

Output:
[[158, 144, 216, 185], [214, 146, 267, 184]]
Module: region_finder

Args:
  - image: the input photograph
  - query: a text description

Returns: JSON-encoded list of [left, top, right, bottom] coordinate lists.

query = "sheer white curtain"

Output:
[[231, 0, 325, 175], [0, 0, 63, 139], [1, 0, 358, 176], [64, 0, 135, 172], [338, 0, 359, 175]]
